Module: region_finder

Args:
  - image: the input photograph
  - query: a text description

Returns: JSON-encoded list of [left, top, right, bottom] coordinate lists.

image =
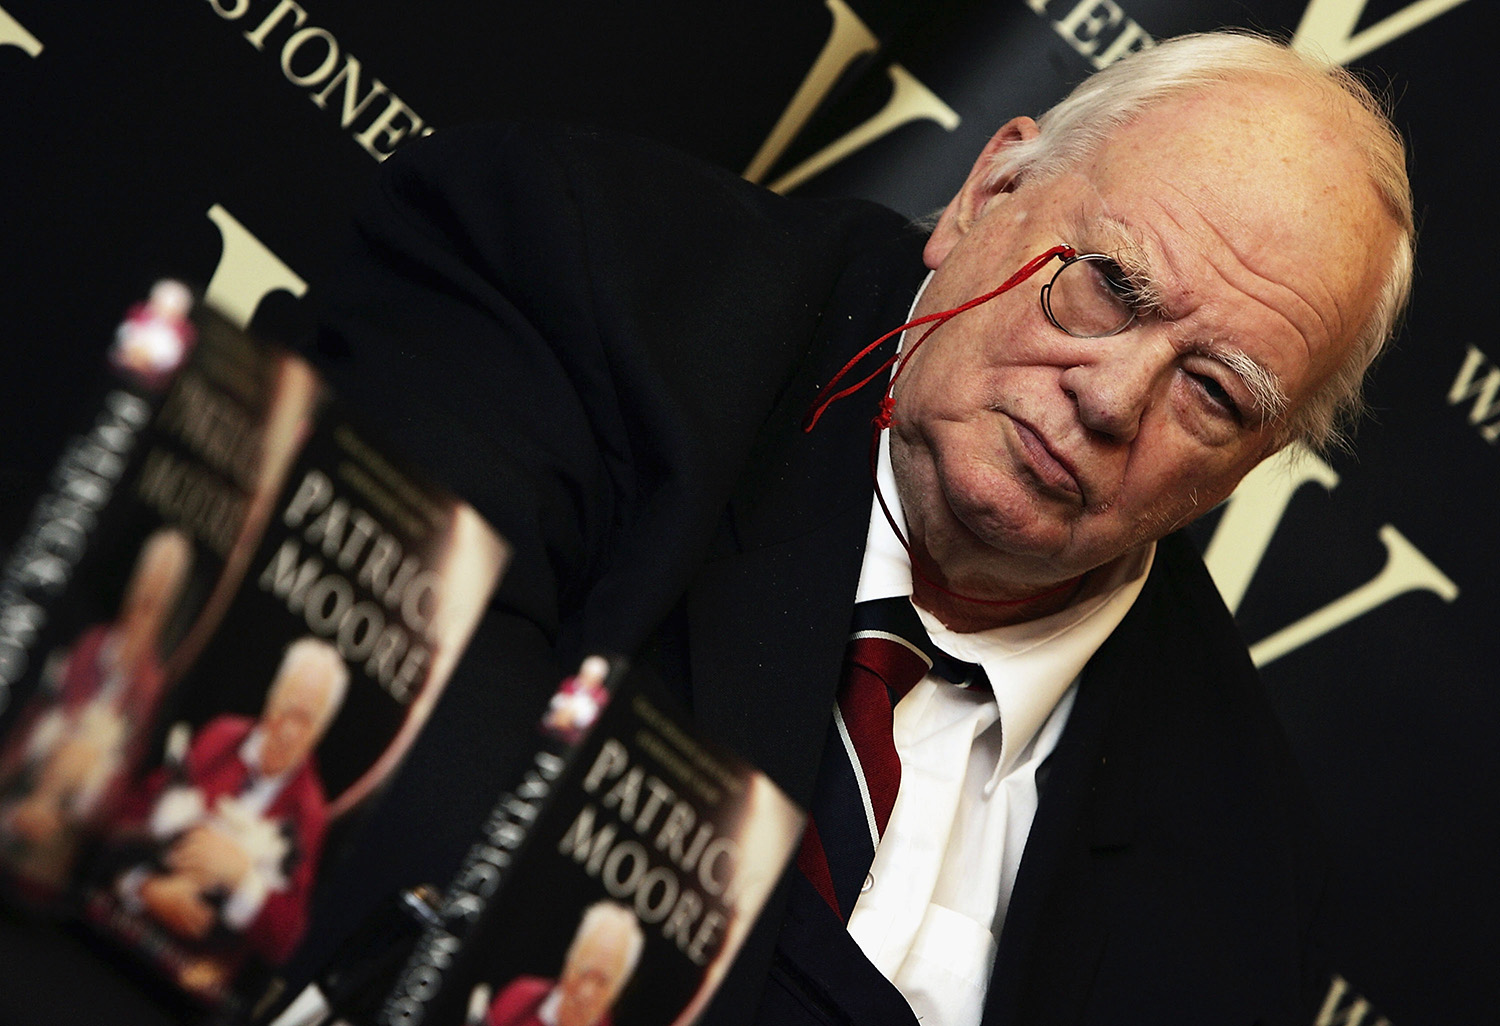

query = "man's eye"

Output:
[[1097, 261, 1134, 300], [1191, 373, 1239, 416]]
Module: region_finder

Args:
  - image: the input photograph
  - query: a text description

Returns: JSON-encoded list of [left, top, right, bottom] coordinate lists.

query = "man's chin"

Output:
[[944, 497, 1078, 567]]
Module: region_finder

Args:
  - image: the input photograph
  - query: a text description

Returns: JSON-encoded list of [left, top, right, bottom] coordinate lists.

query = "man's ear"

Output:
[[924, 116, 1040, 270]]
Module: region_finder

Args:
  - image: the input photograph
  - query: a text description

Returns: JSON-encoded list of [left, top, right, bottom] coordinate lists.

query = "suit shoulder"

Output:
[[1113, 533, 1310, 797], [1128, 534, 1319, 828], [375, 120, 915, 268]]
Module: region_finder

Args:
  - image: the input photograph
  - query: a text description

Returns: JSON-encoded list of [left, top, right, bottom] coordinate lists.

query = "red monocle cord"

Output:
[[804, 244, 1082, 609]]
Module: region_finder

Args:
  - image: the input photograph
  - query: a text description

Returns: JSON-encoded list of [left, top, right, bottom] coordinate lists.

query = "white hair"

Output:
[[268, 636, 349, 730], [988, 30, 1414, 453], [569, 900, 645, 981]]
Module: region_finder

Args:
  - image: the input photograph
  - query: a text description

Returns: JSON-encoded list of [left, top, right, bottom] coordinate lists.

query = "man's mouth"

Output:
[[1009, 417, 1083, 498]]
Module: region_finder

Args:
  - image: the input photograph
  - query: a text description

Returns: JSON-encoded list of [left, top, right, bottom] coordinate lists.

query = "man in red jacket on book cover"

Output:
[[107, 636, 348, 980], [485, 900, 645, 1026]]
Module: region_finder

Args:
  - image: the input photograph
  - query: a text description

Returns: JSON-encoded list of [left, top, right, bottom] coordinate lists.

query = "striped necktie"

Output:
[[796, 596, 986, 920]]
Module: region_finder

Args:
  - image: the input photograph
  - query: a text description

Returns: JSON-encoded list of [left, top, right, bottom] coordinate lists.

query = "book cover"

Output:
[[0, 283, 508, 1009], [364, 656, 803, 1026], [0, 282, 320, 903]]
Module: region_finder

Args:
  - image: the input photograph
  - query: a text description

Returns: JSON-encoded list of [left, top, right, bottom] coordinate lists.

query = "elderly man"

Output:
[[309, 29, 1410, 1026], [111, 636, 349, 974], [485, 901, 645, 1026], [0, 527, 193, 875]]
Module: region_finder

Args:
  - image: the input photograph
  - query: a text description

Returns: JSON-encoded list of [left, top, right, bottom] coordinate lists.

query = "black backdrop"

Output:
[[0, 2, 1492, 1024]]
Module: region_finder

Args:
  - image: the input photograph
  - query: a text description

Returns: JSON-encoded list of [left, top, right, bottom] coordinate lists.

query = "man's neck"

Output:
[[910, 571, 1089, 633]]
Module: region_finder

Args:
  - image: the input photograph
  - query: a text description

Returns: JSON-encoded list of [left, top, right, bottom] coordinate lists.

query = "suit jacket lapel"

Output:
[[683, 479, 911, 1026], [981, 553, 1162, 1026]]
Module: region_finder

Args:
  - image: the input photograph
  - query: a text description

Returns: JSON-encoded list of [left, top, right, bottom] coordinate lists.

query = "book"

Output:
[[274, 656, 803, 1026], [0, 282, 509, 1010]]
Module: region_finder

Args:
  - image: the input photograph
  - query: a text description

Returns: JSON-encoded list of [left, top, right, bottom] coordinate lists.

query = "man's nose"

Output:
[[1057, 337, 1168, 442]]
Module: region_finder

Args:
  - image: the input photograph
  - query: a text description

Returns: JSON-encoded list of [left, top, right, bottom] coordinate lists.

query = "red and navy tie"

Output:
[[796, 596, 986, 920]]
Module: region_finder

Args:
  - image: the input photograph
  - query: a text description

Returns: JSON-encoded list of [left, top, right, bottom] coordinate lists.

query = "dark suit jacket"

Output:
[[305, 122, 1326, 1026]]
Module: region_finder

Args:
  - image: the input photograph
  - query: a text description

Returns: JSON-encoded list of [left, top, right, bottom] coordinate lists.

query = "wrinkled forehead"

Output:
[[1097, 79, 1390, 247]]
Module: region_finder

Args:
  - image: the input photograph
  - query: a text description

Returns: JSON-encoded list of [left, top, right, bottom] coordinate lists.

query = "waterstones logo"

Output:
[[749, 0, 1472, 196], [203, 0, 432, 161], [1447, 344, 1500, 444], [1316, 974, 1393, 1026], [1203, 443, 1457, 667], [742, 0, 958, 195], [0, 5, 42, 57], [1023, 0, 1474, 71], [202, 204, 307, 330], [1291, 0, 1472, 65], [1023, 0, 1155, 70]]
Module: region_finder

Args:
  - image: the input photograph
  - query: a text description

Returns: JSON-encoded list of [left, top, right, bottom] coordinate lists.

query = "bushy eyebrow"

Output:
[[1094, 220, 1167, 312], [1214, 346, 1288, 425]]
